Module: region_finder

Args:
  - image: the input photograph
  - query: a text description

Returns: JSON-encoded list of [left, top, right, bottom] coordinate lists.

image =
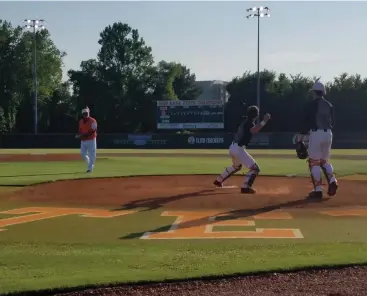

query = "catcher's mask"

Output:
[[296, 141, 308, 159]]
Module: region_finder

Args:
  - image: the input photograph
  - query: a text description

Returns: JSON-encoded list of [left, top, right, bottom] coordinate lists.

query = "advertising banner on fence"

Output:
[[112, 134, 168, 148], [11, 132, 367, 149], [248, 134, 270, 148], [187, 135, 226, 146], [110, 133, 231, 149]]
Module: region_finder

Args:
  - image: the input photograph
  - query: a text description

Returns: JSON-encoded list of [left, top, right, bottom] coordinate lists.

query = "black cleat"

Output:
[[213, 180, 223, 188], [241, 187, 256, 194], [307, 191, 323, 199]]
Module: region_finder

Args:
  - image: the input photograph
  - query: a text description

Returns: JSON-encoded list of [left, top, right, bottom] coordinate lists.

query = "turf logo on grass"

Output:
[[141, 211, 303, 239], [0, 207, 135, 232]]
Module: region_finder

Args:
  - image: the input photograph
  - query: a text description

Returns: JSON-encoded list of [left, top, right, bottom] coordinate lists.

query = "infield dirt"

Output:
[[7, 175, 367, 212]]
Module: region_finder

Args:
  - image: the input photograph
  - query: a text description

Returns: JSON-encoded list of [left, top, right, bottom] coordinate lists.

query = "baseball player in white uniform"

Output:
[[298, 81, 338, 199], [214, 106, 271, 193]]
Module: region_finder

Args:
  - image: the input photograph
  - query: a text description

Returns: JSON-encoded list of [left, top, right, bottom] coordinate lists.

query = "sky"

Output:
[[1, 1, 366, 84]]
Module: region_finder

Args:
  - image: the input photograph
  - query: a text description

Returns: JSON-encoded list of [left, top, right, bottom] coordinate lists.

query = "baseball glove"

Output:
[[296, 141, 308, 159]]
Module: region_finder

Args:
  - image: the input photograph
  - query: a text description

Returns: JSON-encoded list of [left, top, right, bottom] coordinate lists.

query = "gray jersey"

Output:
[[300, 98, 335, 134], [315, 98, 333, 129]]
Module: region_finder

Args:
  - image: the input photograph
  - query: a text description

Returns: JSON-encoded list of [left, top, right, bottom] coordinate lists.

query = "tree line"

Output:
[[0, 19, 364, 134]]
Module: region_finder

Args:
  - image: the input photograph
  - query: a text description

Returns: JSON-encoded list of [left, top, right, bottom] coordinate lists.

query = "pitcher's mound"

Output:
[[7, 175, 367, 211]]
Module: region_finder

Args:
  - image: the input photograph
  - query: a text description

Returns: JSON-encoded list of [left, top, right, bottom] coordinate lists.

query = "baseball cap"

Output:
[[81, 107, 90, 114], [310, 81, 326, 94]]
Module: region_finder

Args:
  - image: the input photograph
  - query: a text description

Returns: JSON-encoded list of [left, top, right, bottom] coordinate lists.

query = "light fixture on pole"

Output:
[[23, 19, 46, 135], [246, 7, 270, 123]]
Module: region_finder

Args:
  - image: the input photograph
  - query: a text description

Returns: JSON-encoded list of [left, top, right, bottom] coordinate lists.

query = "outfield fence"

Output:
[[0, 132, 366, 149]]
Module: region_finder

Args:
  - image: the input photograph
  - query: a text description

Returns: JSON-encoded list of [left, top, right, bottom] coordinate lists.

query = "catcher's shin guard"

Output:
[[320, 159, 336, 184], [320, 160, 338, 196], [308, 158, 322, 190], [321, 166, 330, 184], [244, 164, 260, 188], [217, 164, 242, 183]]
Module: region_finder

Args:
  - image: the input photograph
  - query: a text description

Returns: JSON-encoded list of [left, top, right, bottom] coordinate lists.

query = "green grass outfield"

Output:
[[0, 149, 367, 295]]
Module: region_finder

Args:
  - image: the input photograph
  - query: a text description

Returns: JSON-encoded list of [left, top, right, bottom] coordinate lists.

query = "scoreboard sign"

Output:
[[157, 100, 224, 129]]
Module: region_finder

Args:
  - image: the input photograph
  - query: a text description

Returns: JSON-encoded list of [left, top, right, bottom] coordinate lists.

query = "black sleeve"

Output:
[[236, 116, 246, 130], [244, 120, 255, 135], [245, 119, 254, 130]]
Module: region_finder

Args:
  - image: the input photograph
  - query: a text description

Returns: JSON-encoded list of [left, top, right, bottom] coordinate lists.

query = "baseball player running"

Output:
[[214, 106, 271, 193], [75, 107, 97, 173], [298, 80, 338, 199]]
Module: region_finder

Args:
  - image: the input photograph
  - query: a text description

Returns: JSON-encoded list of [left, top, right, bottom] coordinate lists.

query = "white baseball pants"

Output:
[[80, 138, 97, 171], [215, 142, 258, 188], [308, 129, 332, 161], [229, 143, 256, 168], [307, 129, 336, 191]]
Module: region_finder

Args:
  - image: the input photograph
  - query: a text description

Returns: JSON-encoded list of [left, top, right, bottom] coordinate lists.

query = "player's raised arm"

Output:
[[250, 113, 271, 134]]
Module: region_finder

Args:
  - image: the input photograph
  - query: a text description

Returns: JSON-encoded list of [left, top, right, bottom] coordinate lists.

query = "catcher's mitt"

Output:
[[296, 141, 308, 159]]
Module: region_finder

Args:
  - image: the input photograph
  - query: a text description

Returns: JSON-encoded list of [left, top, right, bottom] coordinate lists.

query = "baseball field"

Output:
[[0, 149, 367, 296]]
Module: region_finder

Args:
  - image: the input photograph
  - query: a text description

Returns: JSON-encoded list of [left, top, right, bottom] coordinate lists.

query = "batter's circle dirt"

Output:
[[8, 175, 367, 210]]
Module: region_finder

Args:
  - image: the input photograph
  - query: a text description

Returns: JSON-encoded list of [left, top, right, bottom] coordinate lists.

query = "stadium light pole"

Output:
[[246, 6, 270, 124], [23, 19, 46, 135]]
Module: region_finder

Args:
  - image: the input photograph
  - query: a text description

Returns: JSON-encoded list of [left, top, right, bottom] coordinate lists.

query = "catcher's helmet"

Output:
[[246, 105, 259, 119], [296, 141, 308, 159]]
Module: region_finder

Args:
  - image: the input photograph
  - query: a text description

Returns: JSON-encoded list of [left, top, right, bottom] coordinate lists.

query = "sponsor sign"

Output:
[[248, 134, 270, 147], [113, 134, 167, 146], [187, 136, 225, 145]]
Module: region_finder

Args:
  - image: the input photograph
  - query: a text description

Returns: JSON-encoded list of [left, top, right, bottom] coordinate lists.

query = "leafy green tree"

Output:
[[0, 20, 25, 132], [69, 22, 155, 132], [152, 60, 201, 101], [0, 20, 65, 132], [5, 18, 367, 135], [39, 82, 76, 133], [69, 22, 201, 132]]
